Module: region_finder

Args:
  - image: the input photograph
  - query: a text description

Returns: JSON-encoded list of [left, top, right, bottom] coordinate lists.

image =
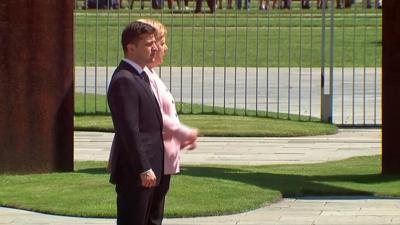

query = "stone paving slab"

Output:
[[74, 129, 381, 165], [1, 196, 399, 225]]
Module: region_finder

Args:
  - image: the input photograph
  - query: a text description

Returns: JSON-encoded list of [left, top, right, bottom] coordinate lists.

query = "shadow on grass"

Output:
[[76, 164, 399, 197], [178, 166, 400, 197], [76, 167, 108, 175]]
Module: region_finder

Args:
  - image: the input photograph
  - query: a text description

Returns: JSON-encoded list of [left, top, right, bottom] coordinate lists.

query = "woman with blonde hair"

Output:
[[137, 18, 199, 225]]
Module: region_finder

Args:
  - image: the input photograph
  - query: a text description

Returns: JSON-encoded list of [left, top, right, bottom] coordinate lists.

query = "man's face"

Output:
[[128, 33, 158, 68]]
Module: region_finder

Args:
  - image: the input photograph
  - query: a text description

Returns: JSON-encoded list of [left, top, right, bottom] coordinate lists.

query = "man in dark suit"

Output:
[[107, 21, 164, 225]]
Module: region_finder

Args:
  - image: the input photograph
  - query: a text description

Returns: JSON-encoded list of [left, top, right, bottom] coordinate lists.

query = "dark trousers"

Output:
[[236, 0, 249, 9], [116, 183, 156, 225], [152, 0, 163, 9], [149, 175, 171, 225], [167, 0, 189, 9], [195, 0, 215, 13], [301, 0, 310, 8], [284, 0, 291, 8]]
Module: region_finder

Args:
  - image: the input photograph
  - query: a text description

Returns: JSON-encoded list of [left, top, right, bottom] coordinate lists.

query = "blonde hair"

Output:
[[136, 18, 167, 40]]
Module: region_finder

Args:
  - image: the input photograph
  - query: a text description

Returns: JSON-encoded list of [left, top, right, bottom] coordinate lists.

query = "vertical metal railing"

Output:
[[190, 10, 194, 113], [201, 11, 206, 113], [234, 9, 238, 115], [328, 0, 335, 123], [340, 2, 345, 125], [244, 9, 249, 115], [212, 7, 217, 113], [363, 3, 368, 125], [94, 0, 99, 113], [266, 8, 270, 117], [351, 4, 356, 125], [277, 8, 281, 119], [255, 9, 260, 116], [373, 5, 379, 126], [298, 4, 303, 120], [288, 5, 292, 119], [83, 2, 88, 113], [179, 11, 183, 112], [168, 10, 173, 92], [105, 0, 110, 113], [223, 6, 228, 114], [309, 3, 314, 121], [73, 0, 382, 126], [320, 0, 327, 121]]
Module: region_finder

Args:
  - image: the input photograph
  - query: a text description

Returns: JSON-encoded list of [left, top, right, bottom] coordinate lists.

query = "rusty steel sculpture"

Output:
[[0, 1, 74, 173]]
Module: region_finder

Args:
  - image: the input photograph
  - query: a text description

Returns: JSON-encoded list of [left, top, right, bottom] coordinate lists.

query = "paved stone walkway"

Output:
[[1, 196, 399, 225], [74, 129, 381, 165], [2, 129, 400, 225]]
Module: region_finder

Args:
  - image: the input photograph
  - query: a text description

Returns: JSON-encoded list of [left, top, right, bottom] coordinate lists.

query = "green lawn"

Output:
[[74, 4, 381, 67], [75, 114, 337, 136], [75, 93, 337, 136], [1, 156, 398, 218]]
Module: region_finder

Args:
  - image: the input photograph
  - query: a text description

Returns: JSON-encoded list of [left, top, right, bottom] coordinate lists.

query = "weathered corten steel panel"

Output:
[[382, 0, 400, 174], [0, 1, 74, 173]]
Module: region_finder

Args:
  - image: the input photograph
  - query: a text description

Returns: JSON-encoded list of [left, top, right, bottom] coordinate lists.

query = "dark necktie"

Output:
[[140, 71, 161, 120], [141, 71, 150, 85]]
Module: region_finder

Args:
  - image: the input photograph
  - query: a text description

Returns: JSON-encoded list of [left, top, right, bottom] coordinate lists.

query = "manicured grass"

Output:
[[75, 114, 337, 136], [74, 93, 337, 136], [74, 4, 381, 67], [1, 156, 399, 218]]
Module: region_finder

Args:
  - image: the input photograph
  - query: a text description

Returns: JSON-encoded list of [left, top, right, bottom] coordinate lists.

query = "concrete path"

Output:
[[1, 196, 399, 225], [74, 129, 381, 165], [2, 129, 400, 225]]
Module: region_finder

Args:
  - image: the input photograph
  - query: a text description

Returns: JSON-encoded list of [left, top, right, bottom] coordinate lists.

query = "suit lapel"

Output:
[[118, 61, 163, 127], [136, 77, 163, 125]]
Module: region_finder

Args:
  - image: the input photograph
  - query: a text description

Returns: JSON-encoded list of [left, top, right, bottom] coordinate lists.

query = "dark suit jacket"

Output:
[[107, 60, 164, 188]]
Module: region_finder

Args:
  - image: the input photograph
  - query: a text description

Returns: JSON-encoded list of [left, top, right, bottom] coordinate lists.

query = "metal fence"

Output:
[[73, 0, 382, 126]]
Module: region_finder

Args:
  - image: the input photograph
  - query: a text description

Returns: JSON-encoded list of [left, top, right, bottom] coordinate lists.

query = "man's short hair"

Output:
[[136, 19, 167, 41], [121, 21, 156, 53]]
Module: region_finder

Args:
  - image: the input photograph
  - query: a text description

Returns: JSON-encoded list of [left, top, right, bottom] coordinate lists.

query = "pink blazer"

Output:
[[144, 67, 193, 175]]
